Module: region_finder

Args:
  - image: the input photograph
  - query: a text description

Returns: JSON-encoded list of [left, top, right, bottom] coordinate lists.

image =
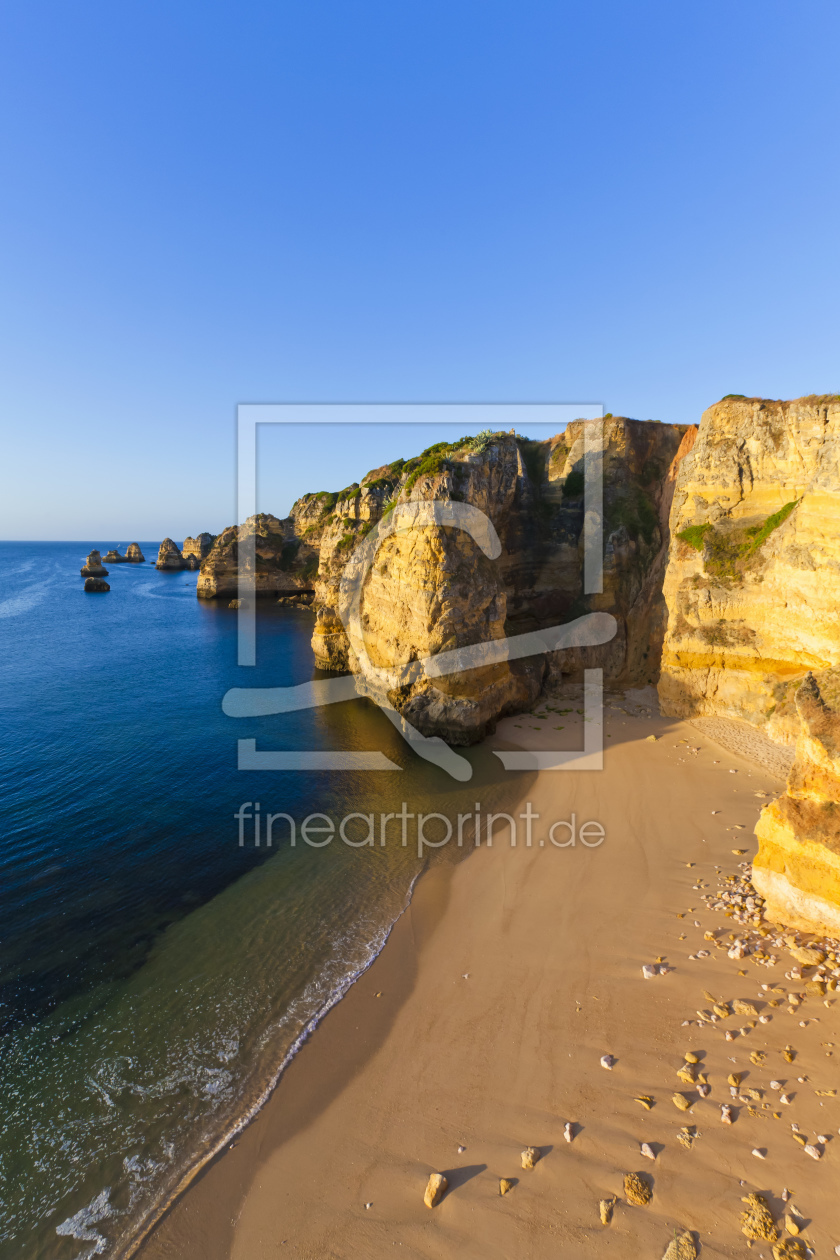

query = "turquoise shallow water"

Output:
[[0, 543, 515, 1259]]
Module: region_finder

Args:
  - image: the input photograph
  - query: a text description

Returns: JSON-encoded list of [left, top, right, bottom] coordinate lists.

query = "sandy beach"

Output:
[[138, 697, 840, 1259]]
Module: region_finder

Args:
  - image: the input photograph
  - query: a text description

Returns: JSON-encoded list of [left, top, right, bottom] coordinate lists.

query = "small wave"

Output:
[[114, 868, 424, 1260], [55, 1188, 114, 1259], [0, 586, 47, 619]]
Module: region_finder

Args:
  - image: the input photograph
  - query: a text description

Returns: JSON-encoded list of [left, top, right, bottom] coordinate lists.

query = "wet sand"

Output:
[[138, 697, 840, 1259]]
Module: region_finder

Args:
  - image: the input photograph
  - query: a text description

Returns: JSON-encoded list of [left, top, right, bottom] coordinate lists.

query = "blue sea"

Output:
[[0, 542, 515, 1259]]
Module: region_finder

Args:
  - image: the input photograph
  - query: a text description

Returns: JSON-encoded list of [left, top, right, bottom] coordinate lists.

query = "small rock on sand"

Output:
[[520, 1146, 540, 1170], [423, 1173, 448, 1208], [672, 1093, 692, 1111], [662, 1231, 698, 1260], [740, 1192, 778, 1242], [772, 1240, 807, 1260], [600, 1054, 615, 1069], [640, 1143, 656, 1160], [599, 1197, 615, 1225], [623, 1172, 652, 1206], [499, 1179, 514, 1196]]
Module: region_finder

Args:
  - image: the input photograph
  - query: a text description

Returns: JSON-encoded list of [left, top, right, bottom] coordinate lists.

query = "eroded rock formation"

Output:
[[198, 421, 687, 742], [753, 674, 840, 934], [182, 533, 217, 568], [156, 538, 187, 570], [659, 395, 840, 743], [103, 549, 129, 564], [80, 550, 108, 577], [125, 543, 145, 562], [197, 513, 319, 599], [83, 576, 110, 592], [309, 422, 690, 742]]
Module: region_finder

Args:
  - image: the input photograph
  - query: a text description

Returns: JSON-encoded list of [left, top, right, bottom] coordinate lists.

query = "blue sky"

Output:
[[1, 0, 838, 539]]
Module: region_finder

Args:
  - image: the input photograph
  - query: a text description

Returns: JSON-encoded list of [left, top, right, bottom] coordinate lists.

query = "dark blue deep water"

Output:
[[0, 542, 509, 1259]]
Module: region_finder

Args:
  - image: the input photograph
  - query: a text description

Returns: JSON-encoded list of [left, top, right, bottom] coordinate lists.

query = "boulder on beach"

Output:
[[623, 1172, 652, 1206], [662, 1231, 697, 1260], [423, 1173, 447, 1208], [84, 577, 110, 592], [80, 550, 108, 577]]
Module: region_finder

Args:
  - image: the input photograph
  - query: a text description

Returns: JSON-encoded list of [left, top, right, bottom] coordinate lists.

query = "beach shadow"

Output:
[[440, 1163, 487, 1192]]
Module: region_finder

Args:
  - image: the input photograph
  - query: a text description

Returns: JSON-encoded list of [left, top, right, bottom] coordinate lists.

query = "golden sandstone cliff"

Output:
[[197, 396, 840, 929], [753, 674, 840, 935], [658, 395, 840, 743], [200, 419, 690, 742]]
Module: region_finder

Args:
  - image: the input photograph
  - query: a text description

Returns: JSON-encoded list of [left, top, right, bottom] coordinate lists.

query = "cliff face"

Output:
[[658, 396, 840, 743], [197, 513, 320, 599], [753, 674, 840, 934], [302, 419, 689, 744], [182, 532, 216, 562]]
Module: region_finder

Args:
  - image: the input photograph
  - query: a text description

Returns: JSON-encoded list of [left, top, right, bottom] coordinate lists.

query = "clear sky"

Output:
[[1, 0, 838, 539]]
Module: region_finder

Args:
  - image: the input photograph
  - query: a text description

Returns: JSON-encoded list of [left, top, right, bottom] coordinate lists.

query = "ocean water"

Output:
[[0, 543, 517, 1259]]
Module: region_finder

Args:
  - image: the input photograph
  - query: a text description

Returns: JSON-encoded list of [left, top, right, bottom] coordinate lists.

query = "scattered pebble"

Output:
[[499, 1178, 514, 1196], [640, 1142, 656, 1160], [520, 1146, 540, 1170], [600, 1054, 615, 1070]]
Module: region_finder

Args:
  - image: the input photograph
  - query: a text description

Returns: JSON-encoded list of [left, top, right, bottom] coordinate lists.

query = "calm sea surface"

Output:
[[0, 542, 516, 1259]]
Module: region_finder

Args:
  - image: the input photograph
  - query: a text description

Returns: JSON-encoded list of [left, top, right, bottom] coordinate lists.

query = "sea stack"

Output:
[[155, 538, 187, 570], [125, 543, 145, 562], [80, 550, 109, 577], [103, 548, 129, 563], [182, 532, 216, 563], [83, 576, 110, 592]]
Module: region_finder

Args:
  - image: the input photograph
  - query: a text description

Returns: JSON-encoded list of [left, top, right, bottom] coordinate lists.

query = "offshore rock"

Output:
[[103, 548, 129, 563], [659, 395, 840, 743], [182, 532, 217, 563], [80, 550, 108, 577], [753, 674, 840, 933], [125, 543, 145, 562], [156, 538, 187, 570], [83, 577, 110, 592]]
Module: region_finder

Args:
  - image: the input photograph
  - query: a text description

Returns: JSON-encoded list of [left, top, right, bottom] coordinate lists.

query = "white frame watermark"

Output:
[[224, 404, 614, 780]]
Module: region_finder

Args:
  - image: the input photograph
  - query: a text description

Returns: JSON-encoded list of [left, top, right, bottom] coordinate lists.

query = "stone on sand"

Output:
[[599, 1197, 615, 1225], [740, 1192, 778, 1242], [423, 1173, 448, 1208], [772, 1240, 807, 1260], [499, 1179, 514, 1196], [623, 1172, 652, 1206], [662, 1231, 698, 1260], [520, 1147, 540, 1170]]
